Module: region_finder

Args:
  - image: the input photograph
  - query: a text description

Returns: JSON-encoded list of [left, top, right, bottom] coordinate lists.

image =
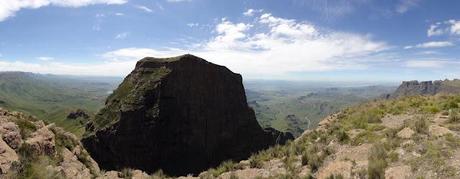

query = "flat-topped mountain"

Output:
[[82, 54, 293, 176], [387, 79, 460, 98]]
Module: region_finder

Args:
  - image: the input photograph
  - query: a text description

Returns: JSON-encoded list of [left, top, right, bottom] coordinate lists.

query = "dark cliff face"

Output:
[[388, 79, 460, 98], [81, 54, 293, 176]]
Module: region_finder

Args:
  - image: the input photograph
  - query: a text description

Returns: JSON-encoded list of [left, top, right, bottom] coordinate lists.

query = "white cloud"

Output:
[[396, 0, 420, 14], [115, 32, 129, 39], [404, 41, 454, 49], [243, 9, 261, 17], [103, 13, 387, 78], [0, 12, 388, 79], [0, 0, 127, 22], [0, 60, 135, 76], [405, 60, 452, 68], [427, 23, 444, 37], [134, 5, 153, 13], [426, 19, 460, 37], [450, 20, 460, 35], [187, 23, 199, 27], [37, 56, 54, 61], [115, 12, 124, 16]]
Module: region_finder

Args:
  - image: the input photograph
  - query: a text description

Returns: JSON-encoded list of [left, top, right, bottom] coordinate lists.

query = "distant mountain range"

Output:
[[0, 72, 121, 136], [386, 79, 460, 98]]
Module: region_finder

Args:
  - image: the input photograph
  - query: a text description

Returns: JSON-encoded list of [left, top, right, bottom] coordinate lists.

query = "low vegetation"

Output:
[[185, 94, 460, 178]]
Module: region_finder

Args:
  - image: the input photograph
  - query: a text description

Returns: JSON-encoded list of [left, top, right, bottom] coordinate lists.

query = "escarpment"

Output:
[[82, 54, 293, 176], [386, 79, 460, 98]]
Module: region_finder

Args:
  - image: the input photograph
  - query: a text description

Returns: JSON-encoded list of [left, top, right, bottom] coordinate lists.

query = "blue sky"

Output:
[[0, 0, 459, 82]]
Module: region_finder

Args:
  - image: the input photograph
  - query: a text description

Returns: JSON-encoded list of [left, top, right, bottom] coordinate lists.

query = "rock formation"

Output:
[[82, 54, 293, 176], [387, 79, 460, 98], [0, 108, 101, 178], [66, 109, 90, 120]]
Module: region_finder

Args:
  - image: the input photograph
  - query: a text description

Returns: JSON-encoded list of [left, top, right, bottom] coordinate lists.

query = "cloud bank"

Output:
[[0, 12, 389, 78], [0, 0, 127, 21]]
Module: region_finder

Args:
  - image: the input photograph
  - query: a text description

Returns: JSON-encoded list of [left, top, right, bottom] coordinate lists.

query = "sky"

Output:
[[0, 0, 460, 82]]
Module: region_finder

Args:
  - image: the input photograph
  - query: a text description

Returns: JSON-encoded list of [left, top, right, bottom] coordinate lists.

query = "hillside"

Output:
[[0, 72, 120, 136], [186, 94, 460, 178], [246, 83, 396, 137]]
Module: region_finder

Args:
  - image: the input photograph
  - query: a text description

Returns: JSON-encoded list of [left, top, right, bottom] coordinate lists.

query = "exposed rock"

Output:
[[397, 127, 415, 139], [381, 114, 411, 129], [0, 108, 100, 178], [96, 171, 122, 179], [316, 161, 353, 179], [385, 165, 412, 179], [0, 138, 19, 174], [0, 122, 22, 149], [428, 125, 454, 137], [82, 54, 293, 176], [25, 124, 55, 156], [131, 170, 151, 179], [53, 148, 92, 179], [66, 109, 90, 120]]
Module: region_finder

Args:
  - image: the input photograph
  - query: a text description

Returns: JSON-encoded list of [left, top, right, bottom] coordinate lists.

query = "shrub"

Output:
[[443, 100, 459, 110], [449, 109, 460, 123], [152, 169, 168, 179], [336, 129, 349, 143], [327, 174, 344, 179], [16, 118, 38, 138], [414, 116, 429, 134], [249, 155, 264, 168], [209, 160, 240, 177], [120, 168, 133, 178], [300, 144, 326, 172], [368, 143, 387, 179], [423, 105, 440, 114]]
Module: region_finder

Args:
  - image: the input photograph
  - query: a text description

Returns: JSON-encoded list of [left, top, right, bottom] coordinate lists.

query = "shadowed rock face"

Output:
[[82, 54, 293, 176]]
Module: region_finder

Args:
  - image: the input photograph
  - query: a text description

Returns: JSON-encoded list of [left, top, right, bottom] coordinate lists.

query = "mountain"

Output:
[[190, 93, 460, 178], [388, 79, 460, 98], [246, 83, 396, 137], [0, 72, 120, 136], [82, 54, 293, 176]]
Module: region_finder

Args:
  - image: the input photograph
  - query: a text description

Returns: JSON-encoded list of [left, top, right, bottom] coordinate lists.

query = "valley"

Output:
[[246, 81, 396, 136]]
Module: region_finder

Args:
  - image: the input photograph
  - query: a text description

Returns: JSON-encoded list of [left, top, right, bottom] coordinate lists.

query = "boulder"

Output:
[[397, 127, 415, 139], [0, 122, 22, 149], [53, 148, 92, 179], [82, 54, 293, 176], [0, 138, 19, 174]]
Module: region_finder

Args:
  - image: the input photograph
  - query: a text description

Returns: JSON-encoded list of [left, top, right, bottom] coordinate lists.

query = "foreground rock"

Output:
[[82, 54, 293, 176], [0, 108, 101, 178]]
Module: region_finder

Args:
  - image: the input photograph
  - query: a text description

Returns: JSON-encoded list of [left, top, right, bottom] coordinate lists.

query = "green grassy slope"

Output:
[[0, 72, 120, 137]]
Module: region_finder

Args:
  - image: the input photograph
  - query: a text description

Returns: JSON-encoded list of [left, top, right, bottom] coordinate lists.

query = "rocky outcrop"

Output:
[[66, 109, 90, 120], [0, 121, 22, 149], [387, 79, 460, 98], [25, 124, 56, 156], [82, 54, 293, 176], [0, 107, 101, 178], [0, 137, 19, 174]]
